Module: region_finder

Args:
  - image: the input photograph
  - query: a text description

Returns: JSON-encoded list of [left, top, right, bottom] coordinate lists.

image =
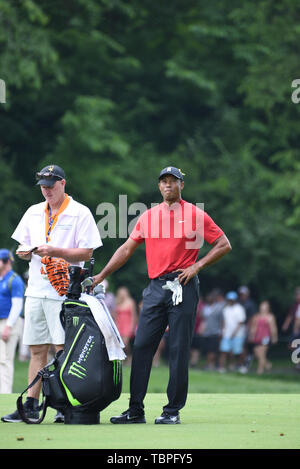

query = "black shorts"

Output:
[[191, 334, 202, 350], [202, 335, 220, 354]]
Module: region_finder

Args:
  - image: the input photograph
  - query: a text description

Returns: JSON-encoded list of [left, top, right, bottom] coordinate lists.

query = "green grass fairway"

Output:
[[1, 393, 300, 449], [12, 360, 300, 394]]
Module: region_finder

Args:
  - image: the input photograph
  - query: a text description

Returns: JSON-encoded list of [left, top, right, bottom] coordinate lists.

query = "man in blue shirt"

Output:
[[0, 249, 25, 394]]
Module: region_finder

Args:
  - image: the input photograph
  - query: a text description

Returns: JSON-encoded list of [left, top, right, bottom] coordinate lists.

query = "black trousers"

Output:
[[129, 273, 200, 416]]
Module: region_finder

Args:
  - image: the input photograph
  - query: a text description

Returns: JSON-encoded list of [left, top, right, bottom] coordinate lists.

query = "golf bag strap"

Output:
[[59, 302, 66, 329], [16, 371, 49, 424]]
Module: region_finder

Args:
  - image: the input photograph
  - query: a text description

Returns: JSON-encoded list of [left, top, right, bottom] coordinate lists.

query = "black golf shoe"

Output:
[[110, 409, 146, 424], [155, 412, 181, 424], [1, 407, 39, 423]]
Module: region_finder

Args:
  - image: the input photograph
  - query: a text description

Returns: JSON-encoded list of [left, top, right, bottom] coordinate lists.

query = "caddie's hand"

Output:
[[175, 264, 199, 285], [16, 252, 32, 261], [16, 245, 37, 261], [35, 244, 56, 257]]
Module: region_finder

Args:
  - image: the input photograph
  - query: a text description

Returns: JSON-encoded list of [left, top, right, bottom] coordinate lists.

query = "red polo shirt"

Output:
[[130, 199, 224, 278]]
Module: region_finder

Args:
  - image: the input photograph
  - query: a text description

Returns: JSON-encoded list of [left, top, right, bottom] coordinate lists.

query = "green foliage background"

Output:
[[1, 0, 300, 322]]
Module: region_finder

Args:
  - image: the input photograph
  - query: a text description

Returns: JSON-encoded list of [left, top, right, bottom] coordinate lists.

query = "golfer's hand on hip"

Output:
[[176, 264, 199, 285]]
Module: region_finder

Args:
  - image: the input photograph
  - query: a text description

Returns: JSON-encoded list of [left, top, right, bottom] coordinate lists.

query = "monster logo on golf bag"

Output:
[[17, 260, 123, 424]]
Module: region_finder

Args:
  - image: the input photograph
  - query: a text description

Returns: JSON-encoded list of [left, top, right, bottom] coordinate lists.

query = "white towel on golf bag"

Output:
[[80, 293, 126, 361]]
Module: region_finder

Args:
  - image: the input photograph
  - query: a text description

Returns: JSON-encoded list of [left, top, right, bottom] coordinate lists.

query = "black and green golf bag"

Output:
[[17, 263, 122, 424]]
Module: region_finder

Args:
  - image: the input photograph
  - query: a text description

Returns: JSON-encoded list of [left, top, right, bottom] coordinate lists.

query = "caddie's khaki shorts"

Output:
[[23, 296, 65, 345]]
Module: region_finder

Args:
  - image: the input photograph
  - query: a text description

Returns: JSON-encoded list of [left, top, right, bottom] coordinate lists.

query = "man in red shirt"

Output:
[[92, 166, 231, 424]]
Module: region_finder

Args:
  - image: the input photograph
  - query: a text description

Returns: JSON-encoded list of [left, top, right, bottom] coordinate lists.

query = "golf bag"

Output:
[[17, 262, 122, 424]]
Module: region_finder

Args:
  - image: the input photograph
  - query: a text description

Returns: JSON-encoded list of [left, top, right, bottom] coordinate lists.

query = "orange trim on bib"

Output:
[[45, 194, 70, 243]]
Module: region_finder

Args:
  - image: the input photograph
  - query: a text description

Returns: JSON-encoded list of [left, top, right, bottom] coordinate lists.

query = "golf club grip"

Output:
[[89, 257, 95, 277], [86, 257, 95, 294]]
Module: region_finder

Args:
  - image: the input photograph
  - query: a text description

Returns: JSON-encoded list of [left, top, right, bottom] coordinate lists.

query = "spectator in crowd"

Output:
[[281, 287, 300, 347], [238, 286, 257, 321], [218, 291, 246, 373], [280, 287, 300, 371], [190, 295, 205, 367], [248, 300, 278, 374], [115, 286, 138, 364], [202, 288, 225, 370], [292, 305, 300, 369], [101, 279, 116, 318], [293, 304, 300, 339], [238, 285, 257, 373], [0, 249, 25, 393]]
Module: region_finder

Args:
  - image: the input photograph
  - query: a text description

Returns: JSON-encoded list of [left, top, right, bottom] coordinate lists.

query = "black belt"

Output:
[[156, 272, 179, 281], [155, 271, 199, 285]]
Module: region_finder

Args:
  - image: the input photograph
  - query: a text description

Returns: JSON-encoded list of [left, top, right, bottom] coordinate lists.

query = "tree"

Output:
[[1, 0, 300, 315]]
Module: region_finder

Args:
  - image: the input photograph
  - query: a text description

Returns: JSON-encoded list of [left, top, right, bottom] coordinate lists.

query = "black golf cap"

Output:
[[159, 166, 185, 181], [35, 165, 66, 187]]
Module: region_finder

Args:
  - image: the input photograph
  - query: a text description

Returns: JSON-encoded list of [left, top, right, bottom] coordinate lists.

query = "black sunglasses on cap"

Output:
[[35, 171, 64, 181]]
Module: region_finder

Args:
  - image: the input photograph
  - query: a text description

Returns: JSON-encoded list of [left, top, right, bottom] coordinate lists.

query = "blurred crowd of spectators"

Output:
[[190, 286, 278, 375], [103, 283, 300, 375], [2, 250, 300, 395]]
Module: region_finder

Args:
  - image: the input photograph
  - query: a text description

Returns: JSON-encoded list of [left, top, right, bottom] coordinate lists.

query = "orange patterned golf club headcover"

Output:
[[41, 256, 70, 296]]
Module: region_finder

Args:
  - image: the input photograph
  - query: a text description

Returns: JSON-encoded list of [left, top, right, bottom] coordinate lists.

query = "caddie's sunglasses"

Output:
[[35, 171, 63, 181]]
